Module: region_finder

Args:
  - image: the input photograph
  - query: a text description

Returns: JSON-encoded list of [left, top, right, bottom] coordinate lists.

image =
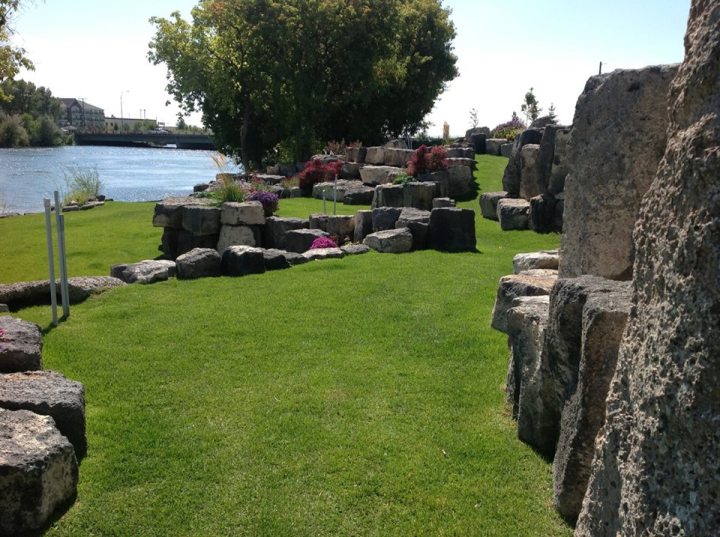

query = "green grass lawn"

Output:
[[2, 155, 569, 536]]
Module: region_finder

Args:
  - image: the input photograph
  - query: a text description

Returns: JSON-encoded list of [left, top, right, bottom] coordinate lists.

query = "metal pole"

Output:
[[599, 61, 603, 75], [53, 191, 70, 319], [323, 190, 326, 214], [43, 199, 58, 327], [333, 174, 337, 215]]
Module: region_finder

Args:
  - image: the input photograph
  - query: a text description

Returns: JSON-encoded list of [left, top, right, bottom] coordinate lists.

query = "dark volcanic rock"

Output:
[[427, 208, 476, 252]]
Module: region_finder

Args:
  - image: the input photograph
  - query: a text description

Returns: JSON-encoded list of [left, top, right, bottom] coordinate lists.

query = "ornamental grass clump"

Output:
[[406, 145, 448, 177], [309, 236, 337, 250], [63, 166, 104, 206], [211, 174, 245, 204], [246, 190, 279, 216], [296, 159, 342, 194]]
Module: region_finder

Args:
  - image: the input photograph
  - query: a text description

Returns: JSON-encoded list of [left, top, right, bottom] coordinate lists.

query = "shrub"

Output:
[[296, 159, 342, 193], [492, 115, 527, 141], [63, 166, 103, 206], [0, 114, 29, 148], [392, 173, 413, 185], [407, 145, 448, 176], [246, 190, 279, 216], [309, 236, 337, 250]]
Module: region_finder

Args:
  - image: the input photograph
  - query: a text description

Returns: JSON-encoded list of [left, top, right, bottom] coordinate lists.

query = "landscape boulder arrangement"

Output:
[[490, 6, 720, 531], [0, 315, 86, 534], [143, 191, 477, 283]]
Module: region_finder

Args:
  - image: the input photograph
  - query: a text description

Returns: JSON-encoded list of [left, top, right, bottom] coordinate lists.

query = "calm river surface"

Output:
[[0, 145, 240, 214]]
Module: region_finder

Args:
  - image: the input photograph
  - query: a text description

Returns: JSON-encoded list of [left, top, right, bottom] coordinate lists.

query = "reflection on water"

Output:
[[0, 145, 241, 213]]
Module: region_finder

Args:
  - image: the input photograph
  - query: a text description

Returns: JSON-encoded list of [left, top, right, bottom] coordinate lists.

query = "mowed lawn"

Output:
[[1, 156, 570, 536]]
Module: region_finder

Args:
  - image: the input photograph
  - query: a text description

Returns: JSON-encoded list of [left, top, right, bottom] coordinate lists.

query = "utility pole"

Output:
[[599, 61, 603, 75]]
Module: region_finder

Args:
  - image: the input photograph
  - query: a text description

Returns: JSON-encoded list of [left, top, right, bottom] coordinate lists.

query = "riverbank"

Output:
[[0, 145, 240, 215]]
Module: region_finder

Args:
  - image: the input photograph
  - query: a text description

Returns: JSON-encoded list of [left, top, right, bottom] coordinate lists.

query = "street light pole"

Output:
[[120, 90, 130, 131]]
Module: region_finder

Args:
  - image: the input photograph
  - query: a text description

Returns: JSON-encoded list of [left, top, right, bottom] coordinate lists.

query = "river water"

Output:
[[0, 145, 241, 214]]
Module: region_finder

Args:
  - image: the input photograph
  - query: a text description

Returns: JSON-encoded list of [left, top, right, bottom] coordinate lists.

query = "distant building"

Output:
[[58, 98, 105, 131], [105, 116, 158, 132]]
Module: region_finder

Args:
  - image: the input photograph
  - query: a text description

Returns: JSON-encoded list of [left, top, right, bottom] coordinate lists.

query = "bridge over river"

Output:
[[75, 132, 216, 150]]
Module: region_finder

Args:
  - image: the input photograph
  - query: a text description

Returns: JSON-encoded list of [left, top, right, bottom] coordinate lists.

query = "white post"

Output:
[[323, 190, 326, 214], [43, 199, 58, 327]]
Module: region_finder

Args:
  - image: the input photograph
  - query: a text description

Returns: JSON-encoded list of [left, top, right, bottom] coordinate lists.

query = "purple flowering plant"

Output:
[[309, 236, 337, 250], [246, 190, 279, 216]]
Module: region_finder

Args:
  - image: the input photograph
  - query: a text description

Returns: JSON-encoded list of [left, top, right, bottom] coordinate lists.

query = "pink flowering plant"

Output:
[[407, 145, 448, 176], [309, 236, 337, 250]]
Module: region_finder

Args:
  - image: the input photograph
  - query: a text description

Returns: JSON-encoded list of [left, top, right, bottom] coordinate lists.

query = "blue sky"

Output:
[[12, 0, 690, 135]]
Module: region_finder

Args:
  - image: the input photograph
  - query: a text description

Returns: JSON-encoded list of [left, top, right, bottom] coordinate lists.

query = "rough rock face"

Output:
[[263, 217, 308, 249], [0, 408, 78, 535], [302, 247, 345, 261], [371, 207, 402, 232], [395, 208, 431, 250], [519, 144, 542, 200], [502, 129, 544, 196], [175, 248, 222, 279], [506, 295, 550, 420], [497, 198, 530, 230], [513, 250, 559, 273], [0, 277, 125, 310], [216, 225, 256, 252], [262, 249, 307, 271], [553, 288, 631, 525], [363, 228, 413, 253], [182, 205, 221, 236], [491, 269, 558, 334], [341, 244, 370, 256], [403, 182, 435, 210], [427, 208, 476, 252], [326, 215, 355, 243], [528, 276, 630, 459], [559, 64, 678, 280], [111, 260, 176, 285], [576, 4, 720, 534], [283, 229, 329, 253], [372, 184, 404, 208], [353, 210, 373, 243], [221, 246, 266, 276], [220, 201, 265, 226], [359, 165, 404, 185], [537, 125, 569, 195], [0, 370, 87, 459], [548, 127, 572, 195], [479, 191, 507, 220], [0, 316, 42, 373]]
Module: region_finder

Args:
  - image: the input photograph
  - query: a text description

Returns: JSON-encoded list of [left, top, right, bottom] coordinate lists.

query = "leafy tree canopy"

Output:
[[0, 1, 32, 101], [149, 0, 458, 168], [521, 87, 541, 124]]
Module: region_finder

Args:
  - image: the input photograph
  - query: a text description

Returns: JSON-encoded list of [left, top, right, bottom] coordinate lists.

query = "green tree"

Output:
[[149, 0, 458, 169], [0, 111, 28, 146], [521, 87, 541, 124], [0, 1, 33, 101], [548, 102, 558, 123], [176, 115, 187, 130]]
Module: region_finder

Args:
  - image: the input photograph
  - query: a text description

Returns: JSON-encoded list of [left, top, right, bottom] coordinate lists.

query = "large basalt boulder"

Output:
[[395, 208, 431, 250], [345, 146, 367, 164], [152, 197, 208, 228], [309, 213, 329, 231], [549, 128, 571, 195], [176, 248, 222, 279], [371, 184, 404, 208], [364, 147, 386, 165], [341, 244, 370, 256], [560, 64, 678, 280], [216, 225, 257, 252], [537, 125, 571, 195], [491, 269, 557, 334], [502, 129, 544, 196], [0, 370, 87, 459], [0, 277, 125, 311], [221, 246, 266, 276], [519, 144, 542, 200], [428, 208, 476, 252], [577, 6, 720, 534], [263, 217, 308, 249], [446, 147, 475, 159], [353, 210, 373, 243], [485, 138, 507, 156], [283, 229, 330, 253], [182, 205, 221, 236], [497, 198, 530, 230], [403, 182, 435, 210], [432, 197, 455, 209], [359, 165, 404, 185], [220, 201, 265, 226], [417, 171, 449, 198], [342, 185, 375, 205], [340, 161, 362, 180], [553, 288, 630, 525], [469, 132, 486, 154], [0, 316, 42, 373], [262, 249, 307, 271], [110, 260, 176, 285], [0, 408, 78, 535], [175, 230, 219, 259], [479, 191, 507, 220], [371, 207, 402, 232], [302, 247, 345, 261], [529, 194, 559, 233], [384, 148, 414, 168], [529, 276, 631, 459], [447, 165, 474, 199], [513, 250, 559, 273], [363, 228, 413, 253], [326, 215, 355, 243], [506, 295, 550, 420]]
